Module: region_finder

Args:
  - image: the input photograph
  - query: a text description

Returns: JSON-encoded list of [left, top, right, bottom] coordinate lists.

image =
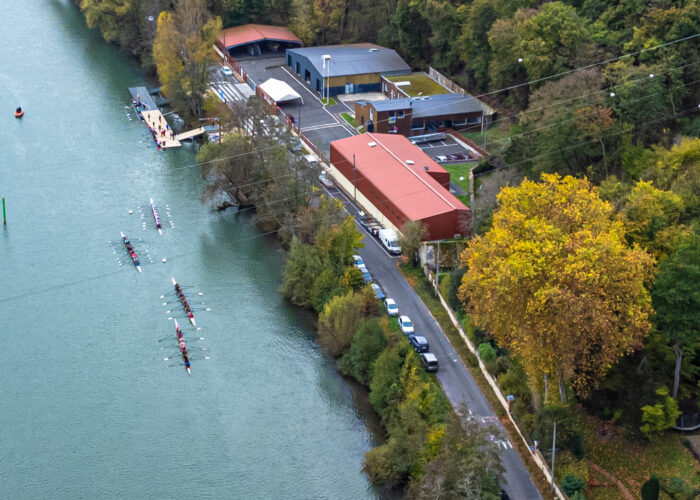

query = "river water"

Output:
[[0, 2, 376, 498]]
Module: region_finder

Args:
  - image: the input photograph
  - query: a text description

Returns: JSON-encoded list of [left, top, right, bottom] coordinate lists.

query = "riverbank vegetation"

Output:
[[280, 223, 505, 496]]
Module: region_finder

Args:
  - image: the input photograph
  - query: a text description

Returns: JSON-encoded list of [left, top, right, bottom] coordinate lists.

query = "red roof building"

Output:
[[216, 24, 302, 59], [330, 134, 471, 240]]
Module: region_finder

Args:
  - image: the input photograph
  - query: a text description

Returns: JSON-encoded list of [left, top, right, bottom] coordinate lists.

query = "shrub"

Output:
[[438, 273, 451, 301], [318, 291, 366, 357], [570, 492, 587, 500], [498, 360, 533, 415], [310, 267, 348, 312], [485, 356, 509, 377], [561, 474, 586, 495], [279, 237, 324, 308], [641, 476, 660, 500], [369, 341, 412, 421], [339, 319, 387, 385], [640, 387, 680, 439], [478, 342, 497, 362], [448, 267, 466, 313]]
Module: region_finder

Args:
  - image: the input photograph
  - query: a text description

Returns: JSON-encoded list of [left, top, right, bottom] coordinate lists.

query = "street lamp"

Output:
[[322, 54, 331, 106]]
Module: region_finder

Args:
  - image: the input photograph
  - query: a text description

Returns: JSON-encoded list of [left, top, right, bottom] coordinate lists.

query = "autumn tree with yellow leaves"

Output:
[[459, 174, 654, 403], [152, 0, 221, 123]]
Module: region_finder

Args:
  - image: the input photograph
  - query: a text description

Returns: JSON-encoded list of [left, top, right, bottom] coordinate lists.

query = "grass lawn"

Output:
[[462, 126, 512, 150], [341, 112, 358, 127], [579, 413, 700, 499], [321, 97, 338, 106], [384, 72, 451, 97], [442, 163, 481, 207]]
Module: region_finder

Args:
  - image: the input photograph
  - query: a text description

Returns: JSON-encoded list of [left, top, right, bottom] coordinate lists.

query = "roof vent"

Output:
[[406, 160, 415, 165], [368, 141, 377, 147], [423, 166, 429, 170], [369, 48, 379, 52]]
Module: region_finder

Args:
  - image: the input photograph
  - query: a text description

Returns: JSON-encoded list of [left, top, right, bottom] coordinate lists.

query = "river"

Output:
[[0, 2, 377, 498]]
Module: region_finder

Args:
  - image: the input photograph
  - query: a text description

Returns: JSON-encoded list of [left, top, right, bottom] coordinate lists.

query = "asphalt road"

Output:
[[324, 184, 542, 499]]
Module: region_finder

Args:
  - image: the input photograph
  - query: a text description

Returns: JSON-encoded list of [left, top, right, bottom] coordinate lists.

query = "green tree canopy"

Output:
[[652, 232, 700, 400]]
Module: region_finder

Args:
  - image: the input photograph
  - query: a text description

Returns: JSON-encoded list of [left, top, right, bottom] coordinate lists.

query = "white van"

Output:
[[378, 228, 401, 255]]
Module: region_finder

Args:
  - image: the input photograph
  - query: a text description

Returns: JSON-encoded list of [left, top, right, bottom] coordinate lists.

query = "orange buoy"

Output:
[[14, 107, 23, 118]]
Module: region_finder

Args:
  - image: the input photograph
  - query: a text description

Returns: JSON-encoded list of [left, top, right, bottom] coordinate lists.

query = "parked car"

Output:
[[409, 335, 429, 353], [220, 65, 233, 77], [419, 352, 439, 372], [384, 298, 399, 316], [397, 315, 414, 335], [434, 155, 448, 163], [353, 254, 365, 267], [446, 153, 460, 161], [371, 283, 385, 300], [362, 271, 373, 284], [318, 172, 334, 188]]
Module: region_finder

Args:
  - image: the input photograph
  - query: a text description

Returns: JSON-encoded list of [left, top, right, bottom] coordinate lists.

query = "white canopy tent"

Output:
[[259, 78, 303, 104]]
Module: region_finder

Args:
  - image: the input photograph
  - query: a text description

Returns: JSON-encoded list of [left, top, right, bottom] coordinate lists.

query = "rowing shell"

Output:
[[174, 319, 191, 375], [171, 277, 196, 326], [120, 231, 142, 272], [150, 198, 162, 235]]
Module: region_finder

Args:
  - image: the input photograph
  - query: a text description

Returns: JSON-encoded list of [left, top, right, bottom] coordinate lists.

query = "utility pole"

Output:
[[435, 240, 440, 296], [551, 421, 557, 493]]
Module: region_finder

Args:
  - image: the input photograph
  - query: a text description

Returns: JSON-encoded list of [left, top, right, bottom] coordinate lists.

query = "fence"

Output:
[[428, 67, 496, 119], [425, 266, 566, 500]]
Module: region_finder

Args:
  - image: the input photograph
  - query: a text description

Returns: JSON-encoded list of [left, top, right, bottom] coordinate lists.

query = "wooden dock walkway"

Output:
[[175, 127, 206, 141], [128, 86, 213, 148]]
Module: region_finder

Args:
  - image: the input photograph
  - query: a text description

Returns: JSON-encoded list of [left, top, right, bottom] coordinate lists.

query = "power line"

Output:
[[2, 103, 696, 304], [479, 33, 700, 98]]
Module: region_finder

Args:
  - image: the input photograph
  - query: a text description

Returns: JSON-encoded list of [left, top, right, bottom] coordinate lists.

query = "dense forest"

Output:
[[75, 0, 700, 496]]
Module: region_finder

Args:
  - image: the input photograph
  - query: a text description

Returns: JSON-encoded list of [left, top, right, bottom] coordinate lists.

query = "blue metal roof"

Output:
[[366, 94, 483, 118], [287, 44, 410, 77]]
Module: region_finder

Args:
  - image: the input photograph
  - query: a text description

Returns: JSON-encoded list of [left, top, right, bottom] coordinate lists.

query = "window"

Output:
[[453, 117, 467, 126], [411, 120, 424, 130], [397, 110, 405, 118], [383, 82, 387, 92], [467, 115, 482, 124], [369, 109, 374, 120]]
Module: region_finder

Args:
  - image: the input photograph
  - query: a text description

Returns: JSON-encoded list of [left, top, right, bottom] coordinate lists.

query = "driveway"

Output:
[[238, 58, 355, 154], [322, 183, 542, 500]]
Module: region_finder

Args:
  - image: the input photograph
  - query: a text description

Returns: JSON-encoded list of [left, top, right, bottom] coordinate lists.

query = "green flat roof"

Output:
[[383, 72, 450, 96]]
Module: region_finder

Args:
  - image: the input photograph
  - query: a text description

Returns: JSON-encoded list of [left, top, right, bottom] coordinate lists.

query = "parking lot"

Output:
[[238, 57, 355, 155], [417, 136, 478, 164]]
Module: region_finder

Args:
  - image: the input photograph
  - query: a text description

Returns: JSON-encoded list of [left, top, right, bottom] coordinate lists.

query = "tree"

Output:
[[621, 180, 684, 258], [519, 2, 590, 82], [511, 68, 608, 178], [652, 232, 700, 400], [310, 267, 348, 312], [561, 475, 586, 496], [640, 387, 680, 438], [152, 0, 221, 122], [399, 221, 428, 266], [641, 476, 660, 500], [459, 174, 654, 400], [408, 409, 503, 499], [643, 138, 700, 223], [279, 237, 324, 308], [318, 291, 367, 356], [340, 318, 387, 385]]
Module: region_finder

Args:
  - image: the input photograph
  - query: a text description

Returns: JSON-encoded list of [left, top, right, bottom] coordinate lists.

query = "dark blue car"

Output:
[[409, 335, 429, 353], [362, 271, 373, 284]]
